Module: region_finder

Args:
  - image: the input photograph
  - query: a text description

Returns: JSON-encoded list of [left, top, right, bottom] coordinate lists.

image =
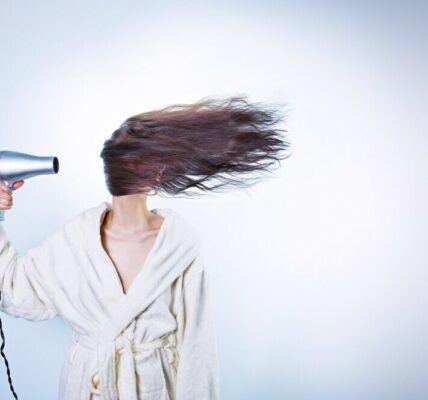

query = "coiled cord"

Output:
[[0, 292, 18, 399]]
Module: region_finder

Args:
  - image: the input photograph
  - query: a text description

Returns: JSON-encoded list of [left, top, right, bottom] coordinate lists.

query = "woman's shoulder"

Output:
[[163, 207, 203, 244], [62, 201, 106, 226], [41, 201, 106, 243]]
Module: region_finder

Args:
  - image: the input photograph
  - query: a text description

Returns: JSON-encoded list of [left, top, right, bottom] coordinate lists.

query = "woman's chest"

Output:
[[101, 232, 160, 294]]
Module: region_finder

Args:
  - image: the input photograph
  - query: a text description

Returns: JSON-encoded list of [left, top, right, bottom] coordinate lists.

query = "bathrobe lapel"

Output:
[[89, 201, 199, 342]]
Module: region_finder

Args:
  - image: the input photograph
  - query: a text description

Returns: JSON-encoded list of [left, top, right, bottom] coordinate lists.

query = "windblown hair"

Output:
[[100, 96, 291, 197]]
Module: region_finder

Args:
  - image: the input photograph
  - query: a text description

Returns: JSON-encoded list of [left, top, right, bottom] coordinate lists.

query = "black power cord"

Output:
[[0, 292, 18, 399]]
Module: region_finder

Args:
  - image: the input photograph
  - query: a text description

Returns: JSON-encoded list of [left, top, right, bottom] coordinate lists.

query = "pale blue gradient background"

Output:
[[0, 1, 427, 399]]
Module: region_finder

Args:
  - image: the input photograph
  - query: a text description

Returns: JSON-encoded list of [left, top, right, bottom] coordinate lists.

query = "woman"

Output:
[[0, 96, 289, 400]]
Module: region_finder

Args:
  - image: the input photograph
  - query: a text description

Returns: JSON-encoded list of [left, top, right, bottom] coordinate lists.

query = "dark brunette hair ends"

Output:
[[100, 96, 291, 197]]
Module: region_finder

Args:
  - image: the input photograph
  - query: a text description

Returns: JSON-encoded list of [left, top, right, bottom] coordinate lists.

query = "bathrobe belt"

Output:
[[72, 331, 178, 400]]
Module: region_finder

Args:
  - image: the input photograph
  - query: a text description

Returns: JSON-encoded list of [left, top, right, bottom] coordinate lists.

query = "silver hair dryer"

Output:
[[0, 150, 59, 221]]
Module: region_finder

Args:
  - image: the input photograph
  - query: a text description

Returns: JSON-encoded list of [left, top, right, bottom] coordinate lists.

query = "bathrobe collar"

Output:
[[81, 201, 200, 342]]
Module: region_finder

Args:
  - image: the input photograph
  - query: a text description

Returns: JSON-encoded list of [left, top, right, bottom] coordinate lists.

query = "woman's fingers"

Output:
[[0, 193, 13, 209], [0, 179, 25, 193], [0, 180, 11, 194], [0, 199, 12, 209], [0, 179, 22, 210], [0, 189, 12, 199]]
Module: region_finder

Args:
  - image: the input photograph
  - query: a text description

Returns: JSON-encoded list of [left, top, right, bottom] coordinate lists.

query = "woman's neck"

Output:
[[103, 194, 156, 235]]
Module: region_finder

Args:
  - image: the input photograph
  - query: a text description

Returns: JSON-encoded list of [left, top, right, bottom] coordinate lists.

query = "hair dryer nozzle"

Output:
[[0, 150, 60, 221], [0, 150, 60, 182]]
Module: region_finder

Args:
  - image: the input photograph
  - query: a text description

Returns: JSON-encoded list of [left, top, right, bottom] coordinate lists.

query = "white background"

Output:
[[0, 1, 427, 399]]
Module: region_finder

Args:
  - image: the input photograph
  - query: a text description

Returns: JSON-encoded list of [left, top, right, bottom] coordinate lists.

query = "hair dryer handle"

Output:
[[0, 181, 15, 222]]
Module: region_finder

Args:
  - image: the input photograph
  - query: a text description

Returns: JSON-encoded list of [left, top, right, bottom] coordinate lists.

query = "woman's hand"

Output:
[[0, 180, 25, 210]]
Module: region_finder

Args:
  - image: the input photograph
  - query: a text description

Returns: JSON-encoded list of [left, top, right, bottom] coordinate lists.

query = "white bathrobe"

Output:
[[0, 201, 220, 400]]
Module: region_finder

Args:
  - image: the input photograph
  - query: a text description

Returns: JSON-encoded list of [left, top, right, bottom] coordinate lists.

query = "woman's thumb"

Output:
[[12, 180, 25, 190]]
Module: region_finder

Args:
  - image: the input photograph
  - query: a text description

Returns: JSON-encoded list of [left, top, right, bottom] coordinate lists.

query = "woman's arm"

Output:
[[175, 255, 220, 400], [0, 179, 57, 321], [0, 223, 58, 321]]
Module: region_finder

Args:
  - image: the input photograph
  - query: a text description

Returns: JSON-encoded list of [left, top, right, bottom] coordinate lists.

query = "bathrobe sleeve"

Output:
[[175, 255, 220, 400], [0, 223, 58, 321]]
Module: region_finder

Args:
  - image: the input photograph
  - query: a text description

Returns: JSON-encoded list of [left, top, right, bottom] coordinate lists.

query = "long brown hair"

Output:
[[100, 96, 290, 197]]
